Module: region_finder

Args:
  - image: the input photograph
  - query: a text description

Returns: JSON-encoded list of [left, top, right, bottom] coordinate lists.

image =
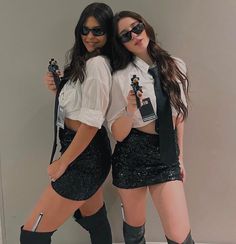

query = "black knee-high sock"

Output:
[[123, 221, 146, 244], [20, 226, 56, 244], [73, 204, 112, 244]]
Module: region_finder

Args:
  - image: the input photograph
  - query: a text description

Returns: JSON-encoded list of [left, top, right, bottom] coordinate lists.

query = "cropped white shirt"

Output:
[[107, 56, 187, 131], [59, 56, 111, 129]]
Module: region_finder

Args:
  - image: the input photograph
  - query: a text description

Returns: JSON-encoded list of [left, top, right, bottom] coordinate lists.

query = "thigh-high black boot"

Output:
[[123, 221, 146, 244], [20, 226, 56, 244], [73, 203, 112, 244], [166, 231, 195, 244]]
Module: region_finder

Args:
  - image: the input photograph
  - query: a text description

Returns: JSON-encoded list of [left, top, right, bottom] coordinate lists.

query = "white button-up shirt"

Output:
[[107, 56, 187, 131], [59, 56, 111, 129]]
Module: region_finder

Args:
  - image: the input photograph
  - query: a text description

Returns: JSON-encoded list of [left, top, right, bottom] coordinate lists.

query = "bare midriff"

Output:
[[135, 117, 176, 134], [65, 117, 177, 135]]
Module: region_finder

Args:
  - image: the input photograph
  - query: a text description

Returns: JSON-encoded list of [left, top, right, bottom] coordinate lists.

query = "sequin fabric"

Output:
[[112, 129, 181, 188], [51, 126, 112, 200]]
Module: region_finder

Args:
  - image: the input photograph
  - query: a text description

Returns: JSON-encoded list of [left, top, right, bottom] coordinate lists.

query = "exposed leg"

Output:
[[20, 184, 85, 243], [75, 187, 104, 217], [149, 181, 194, 243], [23, 184, 85, 232], [117, 187, 147, 244]]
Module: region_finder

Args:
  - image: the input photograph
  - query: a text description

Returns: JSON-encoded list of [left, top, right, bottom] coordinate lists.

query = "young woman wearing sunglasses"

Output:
[[107, 11, 195, 244], [20, 3, 113, 243]]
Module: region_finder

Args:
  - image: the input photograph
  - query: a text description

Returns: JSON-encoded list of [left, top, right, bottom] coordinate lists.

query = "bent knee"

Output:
[[123, 207, 146, 227], [124, 215, 146, 227], [79, 201, 104, 216]]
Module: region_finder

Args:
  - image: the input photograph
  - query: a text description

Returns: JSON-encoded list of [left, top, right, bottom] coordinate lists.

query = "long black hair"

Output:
[[112, 11, 189, 120], [63, 2, 113, 83]]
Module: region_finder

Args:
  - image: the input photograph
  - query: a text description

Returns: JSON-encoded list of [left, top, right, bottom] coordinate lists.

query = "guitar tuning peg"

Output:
[[49, 58, 54, 64]]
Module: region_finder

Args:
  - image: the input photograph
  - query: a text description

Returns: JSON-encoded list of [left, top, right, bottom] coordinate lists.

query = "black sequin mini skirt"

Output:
[[112, 128, 181, 189], [51, 126, 112, 200]]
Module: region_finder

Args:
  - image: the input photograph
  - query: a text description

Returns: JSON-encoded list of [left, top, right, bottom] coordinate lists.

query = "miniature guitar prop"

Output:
[[48, 58, 61, 89], [131, 75, 143, 108]]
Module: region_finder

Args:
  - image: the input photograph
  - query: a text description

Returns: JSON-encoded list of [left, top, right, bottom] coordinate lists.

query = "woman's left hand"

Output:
[[47, 159, 67, 182], [179, 161, 186, 183]]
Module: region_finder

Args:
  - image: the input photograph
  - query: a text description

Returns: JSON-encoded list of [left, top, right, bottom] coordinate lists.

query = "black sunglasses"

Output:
[[119, 22, 145, 43], [81, 26, 106, 36]]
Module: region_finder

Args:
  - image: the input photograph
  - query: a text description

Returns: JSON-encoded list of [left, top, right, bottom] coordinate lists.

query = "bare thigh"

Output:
[[117, 187, 147, 227], [149, 181, 190, 242], [79, 186, 104, 216], [23, 184, 97, 232]]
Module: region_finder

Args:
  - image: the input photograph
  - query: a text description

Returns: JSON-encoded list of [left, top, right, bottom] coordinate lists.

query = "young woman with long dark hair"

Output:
[[107, 11, 194, 244], [20, 3, 113, 243]]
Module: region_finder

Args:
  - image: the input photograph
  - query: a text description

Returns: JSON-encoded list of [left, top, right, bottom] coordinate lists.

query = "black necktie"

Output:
[[148, 66, 177, 164], [50, 89, 59, 164], [49, 76, 67, 164]]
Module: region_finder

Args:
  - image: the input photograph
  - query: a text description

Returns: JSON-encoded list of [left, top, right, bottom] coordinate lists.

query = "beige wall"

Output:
[[0, 0, 235, 243], [0, 154, 6, 244]]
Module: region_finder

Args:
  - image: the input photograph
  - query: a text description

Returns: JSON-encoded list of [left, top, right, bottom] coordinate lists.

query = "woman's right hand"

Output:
[[43, 72, 57, 94], [48, 158, 68, 182], [126, 90, 143, 115], [43, 70, 62, 94]]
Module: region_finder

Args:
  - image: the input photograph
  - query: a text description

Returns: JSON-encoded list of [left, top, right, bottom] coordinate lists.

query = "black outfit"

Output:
[[109, 57, 193, 244], [20, 127, 112, 244], [21, 55, 113, 243], [110, 59, 182, 189], [112, 128, 181, 188], [51, 126, 112, 200]]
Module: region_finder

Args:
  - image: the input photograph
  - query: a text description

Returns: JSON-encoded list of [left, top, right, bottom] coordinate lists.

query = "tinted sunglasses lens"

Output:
[[120, 23, 144, 43], [132, 22, 144, 34], [92, 28, 105, 36], [81, 26, 105, 36], [81, 26, 89, 35], [120, 32, 132, 43]]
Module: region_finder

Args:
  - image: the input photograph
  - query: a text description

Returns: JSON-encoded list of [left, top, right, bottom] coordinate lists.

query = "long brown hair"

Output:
[[112, 11, 189, 120], [63, 2, 113, 84]]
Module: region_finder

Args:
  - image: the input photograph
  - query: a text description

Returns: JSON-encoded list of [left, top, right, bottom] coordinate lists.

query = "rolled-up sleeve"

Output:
[[76, 56, 111, 128], [106, 72, 127, 132]]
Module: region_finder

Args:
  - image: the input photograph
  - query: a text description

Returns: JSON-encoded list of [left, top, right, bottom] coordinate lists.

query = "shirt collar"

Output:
[[133, 56, 150, 74]]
